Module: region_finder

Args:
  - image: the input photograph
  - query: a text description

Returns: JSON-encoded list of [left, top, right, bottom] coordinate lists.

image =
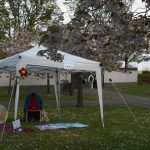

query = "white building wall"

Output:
[[0, 73, 71, 87], [104, 70, 138, 83], [138, 61, 150, 72], [0, 70, 138, 86], [0, 73, 11, 86]]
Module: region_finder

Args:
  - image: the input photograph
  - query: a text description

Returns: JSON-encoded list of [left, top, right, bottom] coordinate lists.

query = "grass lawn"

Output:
[[0, 105, 150, 150], [0, 85, 150, 149], [0, 87, 97, 103], [19, 84, 150, 102], [0, 84, 149, 104], [105, 84, 150, 98]]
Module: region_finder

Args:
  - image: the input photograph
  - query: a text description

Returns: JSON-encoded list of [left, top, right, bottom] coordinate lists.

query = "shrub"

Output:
[[138, 71, 150, 85]]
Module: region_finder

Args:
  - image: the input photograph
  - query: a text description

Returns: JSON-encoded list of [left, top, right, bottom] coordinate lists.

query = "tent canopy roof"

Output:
[[0, 45, 101, 74], [0, 45, 103, 127]]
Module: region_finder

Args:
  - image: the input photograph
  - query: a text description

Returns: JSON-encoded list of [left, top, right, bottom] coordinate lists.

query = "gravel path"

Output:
[[47, 88, 150, 108], [103, 90, 150, 107]]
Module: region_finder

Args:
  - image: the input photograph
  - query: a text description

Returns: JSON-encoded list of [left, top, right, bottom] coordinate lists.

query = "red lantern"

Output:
[[19, 68, 27, 77]]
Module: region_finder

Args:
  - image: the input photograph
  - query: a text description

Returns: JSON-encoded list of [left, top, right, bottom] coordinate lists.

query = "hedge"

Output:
[[138, 71, 150, 85]]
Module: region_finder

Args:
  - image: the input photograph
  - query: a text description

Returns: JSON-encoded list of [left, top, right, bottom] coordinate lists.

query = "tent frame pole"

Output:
[[54, 70, 61, 113], [14, 81, 20, 120], [96, 68, 104, 127], [14, 56, 22, 120]]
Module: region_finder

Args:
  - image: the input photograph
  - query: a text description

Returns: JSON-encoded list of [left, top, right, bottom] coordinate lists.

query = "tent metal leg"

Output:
[[14, 83, 20, 120], [96, 69, 104, 127]]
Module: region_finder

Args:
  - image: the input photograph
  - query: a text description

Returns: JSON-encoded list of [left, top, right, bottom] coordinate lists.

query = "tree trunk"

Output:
[[13, 79, 17, 99], [70, 73, 75, 95], [47, 73, 50, 93], [8, 73, 12, 93], [76, 73, 83, 107], [101, 69, 105, 88], [125, 55, 128, 72]]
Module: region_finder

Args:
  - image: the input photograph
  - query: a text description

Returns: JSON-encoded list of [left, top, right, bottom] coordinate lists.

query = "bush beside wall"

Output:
[[138, 71, 150, 85]]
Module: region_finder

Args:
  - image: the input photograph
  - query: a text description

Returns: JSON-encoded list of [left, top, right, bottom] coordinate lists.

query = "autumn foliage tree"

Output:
[[63, 0, 149, 69], [0, 0, 61, 94], [38, 0, 149, 107], [0, 0, 58, 56]]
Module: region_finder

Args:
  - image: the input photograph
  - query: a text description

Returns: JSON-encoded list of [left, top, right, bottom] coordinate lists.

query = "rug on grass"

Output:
[[35, 122, 88, 130], [0, 124, 34, 133]]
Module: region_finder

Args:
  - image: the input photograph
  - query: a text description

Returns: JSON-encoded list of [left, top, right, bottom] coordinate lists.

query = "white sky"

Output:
[[132, 0, 146, 12], [57, 0, 70, 24], [57, 0, 147, 24], [57, 0, 149, 70]]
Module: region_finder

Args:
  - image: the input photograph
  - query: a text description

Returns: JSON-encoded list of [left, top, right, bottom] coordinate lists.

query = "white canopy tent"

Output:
[[0, 45, 104, 126]]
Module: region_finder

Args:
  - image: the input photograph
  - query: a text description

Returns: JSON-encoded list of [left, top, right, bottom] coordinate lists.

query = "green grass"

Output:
[[105, 84, 150, 98], [1, 84, 149, 105], [0, 86, 150, 149], [0, 87, 97, 104], [0, 105, 150, 150]]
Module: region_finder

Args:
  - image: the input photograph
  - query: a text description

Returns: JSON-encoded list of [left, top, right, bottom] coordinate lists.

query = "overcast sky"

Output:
[[57, 0, 147, 23], [132, 0, 146, 12]]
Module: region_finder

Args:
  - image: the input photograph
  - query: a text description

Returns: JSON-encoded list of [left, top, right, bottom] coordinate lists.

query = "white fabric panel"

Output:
[[22, 45, 99, 64], [0, 45, 100, 73]]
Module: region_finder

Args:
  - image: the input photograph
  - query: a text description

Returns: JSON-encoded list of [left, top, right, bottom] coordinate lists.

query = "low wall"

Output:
[[0, 70, 138, 86], [104, 70, 138, 83], [0, 73, 71, 86]]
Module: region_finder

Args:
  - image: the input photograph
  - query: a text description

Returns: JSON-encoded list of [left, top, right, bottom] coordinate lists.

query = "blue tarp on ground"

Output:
[[35, 122, 88, 130]]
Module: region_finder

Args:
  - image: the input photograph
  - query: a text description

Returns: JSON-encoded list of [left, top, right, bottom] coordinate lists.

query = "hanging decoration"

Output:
[[16, 67, 27, 83], [19, 67, 27, 77]]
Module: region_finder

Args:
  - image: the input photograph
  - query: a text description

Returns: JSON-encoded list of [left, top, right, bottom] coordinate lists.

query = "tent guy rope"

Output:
[[109, 78, 142, 129], [0, 84, 15, 141]]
